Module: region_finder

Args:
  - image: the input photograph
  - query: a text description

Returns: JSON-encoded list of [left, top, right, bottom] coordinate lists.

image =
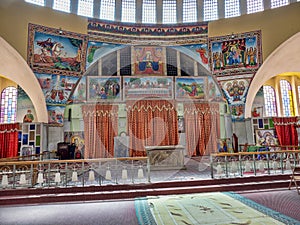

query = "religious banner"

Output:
[[209, 30, 262, 76], [133, 47, 165, 75], [27, 23, 88, 76]]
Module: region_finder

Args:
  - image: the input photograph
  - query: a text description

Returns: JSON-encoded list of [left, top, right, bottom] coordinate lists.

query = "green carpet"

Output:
[[135, 192, 299, 225]]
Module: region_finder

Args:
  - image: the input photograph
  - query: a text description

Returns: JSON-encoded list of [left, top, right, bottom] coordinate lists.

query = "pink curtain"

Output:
[[273, 117, 298, 146], [82, 104, 118, 159], [0, 123, 20, 158], [184, 103, 220, 156]]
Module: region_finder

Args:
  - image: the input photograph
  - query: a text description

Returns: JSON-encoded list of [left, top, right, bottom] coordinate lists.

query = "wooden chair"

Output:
[[288, 166, 300, 195]]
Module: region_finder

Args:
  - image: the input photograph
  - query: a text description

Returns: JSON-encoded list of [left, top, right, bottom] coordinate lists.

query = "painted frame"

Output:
[[209, 30, 262, 76], [123, 76, 173, 100], [175, 77, 206, 100], [27, 23, 88, 76], [87, 76, 121, 102], [255, 129, 278, 146], [133, 46, 165, 75]]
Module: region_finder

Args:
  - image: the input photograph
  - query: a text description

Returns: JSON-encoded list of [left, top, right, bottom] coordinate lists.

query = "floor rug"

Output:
[[135, 192, 299, 225]]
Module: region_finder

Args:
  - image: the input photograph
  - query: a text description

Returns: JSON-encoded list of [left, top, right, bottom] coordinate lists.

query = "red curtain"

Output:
[[127, 100, 179, 157], [82, 104, 118, 158], [184, 103, 220, 156], [273, 117, 298, 146], [0, 123, 20, 158]]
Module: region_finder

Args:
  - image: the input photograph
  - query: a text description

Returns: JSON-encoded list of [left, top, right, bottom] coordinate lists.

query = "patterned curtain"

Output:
[[273, 117, 298, 147], [184, 103, 220, 156], [0, 123, 20, 158], [127, 100, 179, 157], [82, 104, 118, 158]]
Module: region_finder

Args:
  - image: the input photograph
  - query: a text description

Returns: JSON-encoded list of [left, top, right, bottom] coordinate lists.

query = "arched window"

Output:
[[183, 0, 197, 23], [162, 0, 177, 24], [142, 0, 156, 24], [203, 0, 218, 21], [121, 0, 136, 23], [224, 0, 240, 18], [271, 0, 289, 9], [25, 0, 45, 6], [0, 87, 18, 123], [263, 85, 277, 117], [100, 0, 115, 21], [247, 0, 264, 14], [53, 0, 71, 13], [78, 0, 94, 17], [280, 79, 294, 116]]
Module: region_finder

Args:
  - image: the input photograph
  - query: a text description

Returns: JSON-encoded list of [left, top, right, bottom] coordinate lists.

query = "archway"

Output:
[[0, 37, 47, 122], [245, 32, 300, 118]]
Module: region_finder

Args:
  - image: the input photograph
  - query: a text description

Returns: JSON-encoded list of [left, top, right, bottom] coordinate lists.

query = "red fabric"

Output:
[[0, 123, 19, 158], [273, 117, 298, 147], [127, 100, 178, 157]]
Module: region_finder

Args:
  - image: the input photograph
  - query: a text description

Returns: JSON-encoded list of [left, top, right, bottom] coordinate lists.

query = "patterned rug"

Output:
[[135, 192, 299, 225]]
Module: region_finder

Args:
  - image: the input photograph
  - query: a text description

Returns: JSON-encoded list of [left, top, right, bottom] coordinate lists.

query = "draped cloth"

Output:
[[184, 103, 220, 156], [272, 117, 298, 147], [126, 100, 178, 157], [82, 104, 118, 159], [0, 123, 19, 158]]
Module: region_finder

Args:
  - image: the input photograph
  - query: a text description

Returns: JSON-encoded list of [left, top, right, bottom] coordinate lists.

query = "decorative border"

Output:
[[27, 23, 88, 76], [225, 192, 300, 225]]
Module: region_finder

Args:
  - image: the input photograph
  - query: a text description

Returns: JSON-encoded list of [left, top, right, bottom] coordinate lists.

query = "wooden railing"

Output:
[[210, 149, 300, 178], [0, 157, 149, 189]]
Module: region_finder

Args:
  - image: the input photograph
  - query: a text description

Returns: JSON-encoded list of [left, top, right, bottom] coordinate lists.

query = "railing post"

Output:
[[225, 155, 228, 178], [239, 154, 243, 177], [210, 154, 214, 179], [147, 157, 151, 183], [253, 153, 257, 176], [12, 164, 16, 189], [266, 153, 270, 175], [82, 161, 85, 187]]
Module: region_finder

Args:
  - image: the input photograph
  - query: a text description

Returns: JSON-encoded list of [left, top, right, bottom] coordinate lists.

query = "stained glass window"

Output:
[[121, 0, 136, 23], [183, 0, 197, 23], [247, 0, 264, 14], [271, 0, 289, 9], [162, 0, 177, 24], [203, 0, 218, 21], [225, 0, 241, 18], [53, 0, 71, 13], [78, 0, 94, 17], [0, 87, 18, 123], [25, 0, 45, 6], [280, 79, 294, 116], [263, 86, 277, 117], [100, 0, 115, 21], [142, 0, 156, 24]]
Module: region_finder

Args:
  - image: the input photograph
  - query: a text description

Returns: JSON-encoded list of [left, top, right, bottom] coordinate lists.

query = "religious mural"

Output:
[[209, 30, 262, 76], [220, 78, 250, 105], [175, 77, 206, 100], [35, 73, 79, 104], [27, 23, 88, 76], [123, 76, 173, 100], [70, 76, 87, 103], [47, 105, 65, 126], [133, 47, 165, 75], [87, 76, 121, 101], [86, 41, 122, 68]]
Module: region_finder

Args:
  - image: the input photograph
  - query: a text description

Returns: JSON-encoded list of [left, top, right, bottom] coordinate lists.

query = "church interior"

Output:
[[1, 0, 300, 224]]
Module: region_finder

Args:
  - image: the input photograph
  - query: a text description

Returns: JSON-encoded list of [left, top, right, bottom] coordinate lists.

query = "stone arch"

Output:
[[0, 37, 47, 122], [245, 32, 300, 118]]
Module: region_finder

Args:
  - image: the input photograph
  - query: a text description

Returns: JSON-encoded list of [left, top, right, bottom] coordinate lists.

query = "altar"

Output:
[[145, 145, 185, 170]]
